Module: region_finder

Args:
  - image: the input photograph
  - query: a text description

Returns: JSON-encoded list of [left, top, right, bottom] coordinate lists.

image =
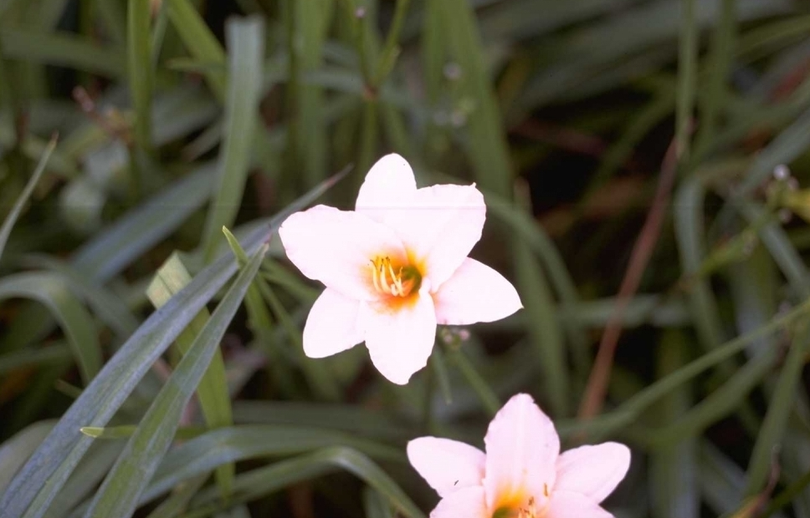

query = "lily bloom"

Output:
[[278, 153, 522, 384], [407, 393, 630, 518]]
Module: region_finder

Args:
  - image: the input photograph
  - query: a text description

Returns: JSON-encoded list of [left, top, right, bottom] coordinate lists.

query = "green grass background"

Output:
[[2, 0, 810, 516]]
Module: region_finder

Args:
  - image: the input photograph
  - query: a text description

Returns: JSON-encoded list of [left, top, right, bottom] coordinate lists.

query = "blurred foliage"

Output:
[[2, 0, 810, 517]]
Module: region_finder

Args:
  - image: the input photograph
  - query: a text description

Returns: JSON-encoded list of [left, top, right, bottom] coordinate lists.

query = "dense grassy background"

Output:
[[2, 0, 810, 516]]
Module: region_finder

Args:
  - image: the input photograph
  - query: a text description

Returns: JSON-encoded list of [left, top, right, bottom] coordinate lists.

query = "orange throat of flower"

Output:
[[492, 487, 550, 518], [369, 256, 422, 299]]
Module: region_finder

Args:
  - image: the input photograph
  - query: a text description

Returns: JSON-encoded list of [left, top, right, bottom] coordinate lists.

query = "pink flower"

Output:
[[407, 393, 631, 518], [278, 154, 522, 384]]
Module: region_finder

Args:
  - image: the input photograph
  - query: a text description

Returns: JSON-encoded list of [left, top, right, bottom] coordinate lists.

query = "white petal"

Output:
[[483, 393, 560, 511], [363, 289, 437, 384], [383, 184, 486, 288], [546, 490, 614, 518], [433, 258, 522, 325], [355, 153, 417, 222], [430, 486, 488, 518], [407, 437, 485, 497], [555, 442, 630, 503], [302, 289, 366, 358], [279, 205, 407, 301]]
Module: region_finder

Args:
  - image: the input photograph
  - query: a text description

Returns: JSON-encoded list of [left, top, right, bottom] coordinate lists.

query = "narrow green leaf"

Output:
[[232, 401, 414, 440], [143, 426, 405, 504], [0, 29, 124, 77], [295, 0, 332, 187], [180, 448, 425, 518], [364, 486, 396, 518], [446, 346, 500, 417], [652, 349, 774, 446], [675, 0, 697, 162], [147, 253, 234, 496], [71, 164, 215, 282], [84, 246, 266, 518], [0, 344, 72, 376], [736, 104, 810, 197], [1, 175, 338, 518], [561, 297, 810, 440], [433, 0, 512, 197], [165, 0, 226, 99], [201, 16, 265, 263], [0, 135, 55, 262], [253, 261, 342, 401], [694, 0, 736, 155], [649, 332, 698, 518], [127, 0, 153, 153], [745, 324, 810, 495], [514, 239, 568, 415], [738, 200, 810, 298], [21, 254, 139, 339], [144, 475, 208, 518], [673, 176, 726, 351], [0, 421, 55, 495], [0, 273, 101, 385]]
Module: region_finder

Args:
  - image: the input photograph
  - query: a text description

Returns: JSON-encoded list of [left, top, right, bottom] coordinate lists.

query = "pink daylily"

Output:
[[278, 153, 522, 384], [408, 393, 631, 518]]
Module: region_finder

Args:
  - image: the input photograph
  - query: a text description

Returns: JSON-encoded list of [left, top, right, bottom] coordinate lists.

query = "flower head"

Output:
[[407, 393, 630, 518], [279, 154, 522, 384]]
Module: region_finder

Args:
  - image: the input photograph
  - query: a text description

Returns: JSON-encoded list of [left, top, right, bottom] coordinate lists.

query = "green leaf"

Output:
[[294, 0, 332, 187], [127, 0, 153, 153], [560, 297, 810, 440], [649, 332, 698, 518], [0, 344, 71, 376], [0, 135, 55, 262], [83, 245, 266, 518], [0, 273, 101, 385], [0, 29, 124, 77], [201, 16, 265, 263], [146, 253, 234, 496], [21, 254, 139, 339], [745, 324, 810, 495], [178, 448, 425, 518], [0, 175, 340, 518], [0, 421, 55, 495], [71, 164, 215, 282], [675, 0, 697, 163], [231, 401, 414, 440], [165, 0, 226, 99], [433, 0, 512, 197], [143, 425, 405, 504]]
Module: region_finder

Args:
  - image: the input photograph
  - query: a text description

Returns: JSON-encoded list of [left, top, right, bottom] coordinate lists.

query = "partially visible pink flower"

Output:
[[279, 154, 522, 384], [407, 393, 630, 518]]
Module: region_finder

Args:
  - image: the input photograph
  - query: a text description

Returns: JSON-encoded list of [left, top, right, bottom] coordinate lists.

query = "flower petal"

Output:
[[279, 205, 407, 301], [483, 393, 560, 511], [433, 258, 522, 325], [555, 442, 631, 503], [407, 437, 485, 498], [546, 490, 614, 518], [384, 184, 486, 288], [363, 289, 437, 384], [355, 153, 417, 222], [302, 288, 366, 359], [430, 486, 487, 518]]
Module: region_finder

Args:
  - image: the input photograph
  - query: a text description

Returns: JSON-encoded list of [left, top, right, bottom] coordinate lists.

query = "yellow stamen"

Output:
[[369, 256, 420, 297]]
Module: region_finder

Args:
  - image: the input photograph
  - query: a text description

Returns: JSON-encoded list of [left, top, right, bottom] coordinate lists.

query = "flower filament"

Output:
[[369, 256, 420, 297]]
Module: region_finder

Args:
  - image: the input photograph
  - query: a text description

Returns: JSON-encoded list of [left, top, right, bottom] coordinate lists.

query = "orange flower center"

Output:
[[369, 256, 421, 297], [492, 488, 549, 518]]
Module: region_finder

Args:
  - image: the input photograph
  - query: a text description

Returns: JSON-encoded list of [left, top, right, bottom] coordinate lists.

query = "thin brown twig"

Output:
[[577, 134, 682, 422], [72, 86, 132, 145]]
